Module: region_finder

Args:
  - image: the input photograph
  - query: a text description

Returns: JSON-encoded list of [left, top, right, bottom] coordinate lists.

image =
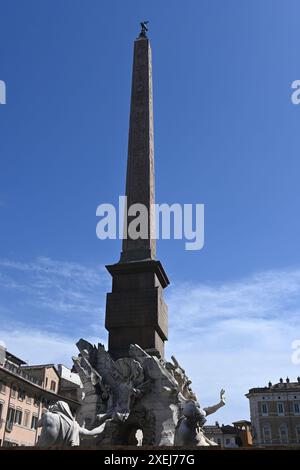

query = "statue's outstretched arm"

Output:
[[79, 421, 106, 437], [203, 388, 225, 416]]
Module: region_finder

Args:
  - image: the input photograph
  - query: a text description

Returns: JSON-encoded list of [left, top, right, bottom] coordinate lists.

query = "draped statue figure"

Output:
[[37, 401, 103, 447]]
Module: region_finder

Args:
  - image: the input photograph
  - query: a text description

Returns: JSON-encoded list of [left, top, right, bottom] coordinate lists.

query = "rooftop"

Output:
[[5, 350, 27, 366], [57, 364, 81, 386], [203, 422, 245, 436], [0, 346, 78, 388], [0, 359, 80, 406], [21, 364, 55, 369], [232, 420, 251, 426], [247, 377, 300, 395], [203, 425, 223, 435], [2, 359, 44, 387], [221, 425, 238, 435]]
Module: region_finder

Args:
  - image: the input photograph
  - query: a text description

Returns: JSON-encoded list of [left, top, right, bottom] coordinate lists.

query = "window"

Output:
[[0, 380, 6, 394], [6, 407, 15, 428], [14, 409, 22, 425], [217, 438, 221, 445], [0, 401, 3, 421], [261, 403, 268, 416], [3, 440, 18, 447], [45, 378, 48, 387], [262, 425, 272, 444], [279, 424, 288, 444], [26, 395, 31, 405], [34, 395, 40, 407], [11, 385, 17, 398], [50, 380, 56, 392], [18, 388, 25, 401], [31, 415, 38, 430], [294, 403, 300, 415], [296, 424, 300, 442], [225, 438, 231, 445], [277, 402, 284, 415], [23, 410, 30, 428]]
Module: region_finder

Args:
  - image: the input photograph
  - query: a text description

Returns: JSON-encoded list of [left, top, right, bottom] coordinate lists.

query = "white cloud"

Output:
[[168, 269, 300, 325], [0, 328, 105, 367], [0, 257, 109, 332], [1, 258, 300, 426], [166, 269, 300, 424], [0, 257, 105, 286]]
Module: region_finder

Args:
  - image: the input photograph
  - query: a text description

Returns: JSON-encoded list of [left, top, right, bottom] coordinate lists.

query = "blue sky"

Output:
[[1, 0, 300, 424]]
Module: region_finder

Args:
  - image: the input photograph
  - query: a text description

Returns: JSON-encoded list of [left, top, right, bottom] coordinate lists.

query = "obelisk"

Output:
[[105, 24, 169, 359]]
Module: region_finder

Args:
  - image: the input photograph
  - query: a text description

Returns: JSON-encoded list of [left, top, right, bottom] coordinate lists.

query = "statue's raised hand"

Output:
[[220, 388, 225, 404]]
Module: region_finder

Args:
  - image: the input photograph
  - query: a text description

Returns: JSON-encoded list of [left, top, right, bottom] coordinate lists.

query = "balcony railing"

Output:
[[3, 361, 43, 387]]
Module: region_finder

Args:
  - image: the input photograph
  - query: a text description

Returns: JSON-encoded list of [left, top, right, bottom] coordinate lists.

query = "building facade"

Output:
[[204, 420, 252, 447], [246, 377, 300, 446], [0, 346, 80, 447]]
